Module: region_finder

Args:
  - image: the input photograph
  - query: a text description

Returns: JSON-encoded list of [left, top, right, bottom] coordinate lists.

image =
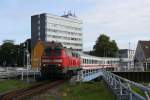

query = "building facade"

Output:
[[134, 41, 150, 71], [31, 13, 83, 51], [118, 49, 135, 71], [118, 49, 135, 59]]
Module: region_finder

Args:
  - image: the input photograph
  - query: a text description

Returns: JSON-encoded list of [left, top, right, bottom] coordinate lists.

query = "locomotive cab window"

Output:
[[44, 48, 61, 56]]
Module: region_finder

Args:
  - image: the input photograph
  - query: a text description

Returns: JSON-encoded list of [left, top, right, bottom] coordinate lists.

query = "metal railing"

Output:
[[102, 69, 150, 100], [0, 67, 41, 80]]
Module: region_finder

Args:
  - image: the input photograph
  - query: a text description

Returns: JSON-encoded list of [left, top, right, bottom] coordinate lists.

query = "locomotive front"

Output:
[[41, 41, 81, 79], [41, 42, 65, 79]]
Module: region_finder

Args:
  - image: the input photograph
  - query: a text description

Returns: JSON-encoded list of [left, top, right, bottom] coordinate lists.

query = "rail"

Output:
[[0, 80, 64, 100]]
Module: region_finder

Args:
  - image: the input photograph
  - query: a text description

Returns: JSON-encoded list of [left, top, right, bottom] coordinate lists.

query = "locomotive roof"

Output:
[[44, 41, 63, 49]]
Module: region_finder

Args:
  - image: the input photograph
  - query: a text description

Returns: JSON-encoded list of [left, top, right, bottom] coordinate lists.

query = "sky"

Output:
[[0, 0, 150, 51]]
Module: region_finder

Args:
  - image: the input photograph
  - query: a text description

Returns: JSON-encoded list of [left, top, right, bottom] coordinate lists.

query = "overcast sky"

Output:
[[0, 0, 150, 50]]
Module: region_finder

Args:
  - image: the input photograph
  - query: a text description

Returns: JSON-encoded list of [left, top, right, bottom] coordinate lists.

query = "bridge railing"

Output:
[[102, 69, 150, 100]]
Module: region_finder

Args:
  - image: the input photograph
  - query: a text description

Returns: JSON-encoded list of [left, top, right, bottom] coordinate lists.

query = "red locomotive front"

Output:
[[41, 42, 80, 79]]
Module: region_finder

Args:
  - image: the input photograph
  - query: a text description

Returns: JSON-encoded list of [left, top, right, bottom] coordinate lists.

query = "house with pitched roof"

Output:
[[134, 41, 150, 71]]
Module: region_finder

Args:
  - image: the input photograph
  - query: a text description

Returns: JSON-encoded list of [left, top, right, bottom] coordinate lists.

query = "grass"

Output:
[[0, 79, 32, 93], [131, 86, 150, 98], [131, 86, 145, 96], [59, 81, 115, 100]]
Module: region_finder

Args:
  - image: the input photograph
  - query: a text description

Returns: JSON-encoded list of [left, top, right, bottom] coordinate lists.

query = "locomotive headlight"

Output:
[[58, 64, 61, 67], [43, 64, 46, 67]]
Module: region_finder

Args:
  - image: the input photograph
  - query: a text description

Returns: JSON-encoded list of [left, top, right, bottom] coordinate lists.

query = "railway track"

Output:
[[0, 80, 65, 100]]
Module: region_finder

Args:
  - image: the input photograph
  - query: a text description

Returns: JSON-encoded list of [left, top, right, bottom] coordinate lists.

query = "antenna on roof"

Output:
[[129, 42, 131, 50], [73, 10, 76, 17], [129, 42, 131, 59]]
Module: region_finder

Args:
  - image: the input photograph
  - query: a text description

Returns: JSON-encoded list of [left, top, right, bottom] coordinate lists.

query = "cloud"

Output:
[[80, 0, 150, 50], [0, 0, 150, 50]]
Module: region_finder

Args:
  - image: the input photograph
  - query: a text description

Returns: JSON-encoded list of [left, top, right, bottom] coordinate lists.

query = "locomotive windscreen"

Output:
[[44, 42, 63, 56], [44, 48, 61, 56]]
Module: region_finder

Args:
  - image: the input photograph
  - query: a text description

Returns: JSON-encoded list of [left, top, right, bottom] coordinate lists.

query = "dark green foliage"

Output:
[[0, 39, 31, 67], [0, 41, 16, 66], [90, 34, 118, 57]]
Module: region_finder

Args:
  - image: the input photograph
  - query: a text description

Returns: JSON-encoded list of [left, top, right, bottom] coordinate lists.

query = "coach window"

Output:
[[89, 60, 91, 64], [86, 59, 89, 64], [105, 61, 107, 64], [86, 59, 88, 64], [106, 61, 108, 64], [99, 61, 102, 64], [96, 60, 98, 64], [85, 59, 87, 64]]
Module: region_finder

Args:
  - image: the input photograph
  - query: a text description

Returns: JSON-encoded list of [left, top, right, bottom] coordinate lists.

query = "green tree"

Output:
[[0, 39, 31, 67], [90, 34, 118, 57], [0, 40, 15, 66]]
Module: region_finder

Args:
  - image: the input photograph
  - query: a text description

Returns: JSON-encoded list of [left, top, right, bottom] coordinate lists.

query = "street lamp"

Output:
[[23, 41, 30, 82], [23, 43, 26, 67], [10, 50, 14, 67]]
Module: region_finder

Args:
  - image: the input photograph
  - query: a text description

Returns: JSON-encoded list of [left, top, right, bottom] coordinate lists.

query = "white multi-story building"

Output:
[[31, 12, 83, 51]]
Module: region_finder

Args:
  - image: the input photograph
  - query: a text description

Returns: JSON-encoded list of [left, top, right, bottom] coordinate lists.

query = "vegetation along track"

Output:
[[0, 80, 65, 100]]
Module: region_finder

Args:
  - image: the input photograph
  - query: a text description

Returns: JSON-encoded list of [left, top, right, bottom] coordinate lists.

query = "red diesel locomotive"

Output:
[[40, 41, 117, 79], [41, 42, 81, 79]]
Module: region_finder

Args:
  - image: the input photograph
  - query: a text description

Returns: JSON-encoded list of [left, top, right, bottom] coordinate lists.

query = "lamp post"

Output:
[[23, 42, 30, 82], [23, 43, 26, 67], [25, 42, 30, 81], [10, 50, 14, 67]]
